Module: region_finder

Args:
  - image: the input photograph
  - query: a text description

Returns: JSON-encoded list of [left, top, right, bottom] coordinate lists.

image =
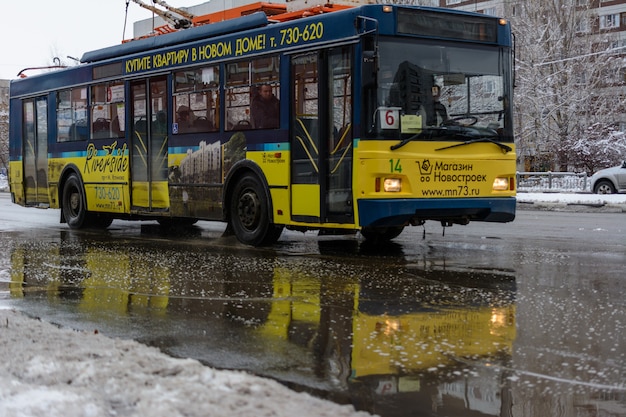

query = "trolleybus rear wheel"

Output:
[[230, 174, 283, 246], [62, 174, 89, 229]]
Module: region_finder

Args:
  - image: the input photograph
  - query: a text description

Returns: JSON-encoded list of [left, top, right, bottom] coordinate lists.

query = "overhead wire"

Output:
[[123, 0, 131, 41]]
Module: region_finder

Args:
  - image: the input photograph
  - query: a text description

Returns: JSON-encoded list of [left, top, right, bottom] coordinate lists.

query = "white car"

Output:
[[590, 161, 626, 194]]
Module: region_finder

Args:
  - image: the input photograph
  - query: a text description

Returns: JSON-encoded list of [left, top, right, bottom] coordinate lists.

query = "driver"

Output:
[[427, 85, 448, 126]]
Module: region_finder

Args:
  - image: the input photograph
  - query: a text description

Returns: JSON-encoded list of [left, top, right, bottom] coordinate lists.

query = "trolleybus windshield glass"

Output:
[[365, 38, 512, 143]]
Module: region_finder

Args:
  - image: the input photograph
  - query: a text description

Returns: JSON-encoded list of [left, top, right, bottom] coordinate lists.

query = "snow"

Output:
[[0, 308, 373, 417], [517, 191, 626, 206]]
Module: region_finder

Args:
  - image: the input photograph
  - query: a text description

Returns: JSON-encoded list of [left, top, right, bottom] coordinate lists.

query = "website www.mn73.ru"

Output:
[[420, 186, 481, 197]]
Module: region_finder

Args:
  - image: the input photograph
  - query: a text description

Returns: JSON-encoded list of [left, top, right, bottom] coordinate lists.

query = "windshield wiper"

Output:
[[390, 133, 421, 150], [435, 137, 513, 153], [389, 128, 448, 150], [389, 127, 510, 152]]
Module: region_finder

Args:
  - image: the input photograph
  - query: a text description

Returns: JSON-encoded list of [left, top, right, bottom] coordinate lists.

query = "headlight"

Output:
[[492, 177, 510, 191], [383, 178, 402, 192]]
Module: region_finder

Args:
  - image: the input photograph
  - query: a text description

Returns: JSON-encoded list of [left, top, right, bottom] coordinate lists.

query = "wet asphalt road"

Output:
[[0, 193, 624, 417]]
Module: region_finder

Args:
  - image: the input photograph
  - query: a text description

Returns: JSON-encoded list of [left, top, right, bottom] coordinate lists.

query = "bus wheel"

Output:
[[360, 226, 404, 242], [230, 174, 283, 246], [62, 174, 88, 229]]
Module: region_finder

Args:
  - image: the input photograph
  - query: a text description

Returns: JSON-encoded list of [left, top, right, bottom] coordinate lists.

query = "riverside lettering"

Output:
[[84, 143, 129, 174]]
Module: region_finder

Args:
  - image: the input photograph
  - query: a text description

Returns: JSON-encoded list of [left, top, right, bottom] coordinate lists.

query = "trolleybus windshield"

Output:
[[365, 38, 512, 144]]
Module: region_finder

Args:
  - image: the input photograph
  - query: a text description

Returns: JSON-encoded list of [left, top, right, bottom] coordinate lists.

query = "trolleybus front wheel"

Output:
[[61, 174, 112, 229], [230, 174, 283, 246]]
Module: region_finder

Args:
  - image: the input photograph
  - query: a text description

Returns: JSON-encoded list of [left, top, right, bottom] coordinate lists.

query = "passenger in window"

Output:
[[176, 105, 194, 133], [251, 84, 279, 129], [154, 111, 167, 134]]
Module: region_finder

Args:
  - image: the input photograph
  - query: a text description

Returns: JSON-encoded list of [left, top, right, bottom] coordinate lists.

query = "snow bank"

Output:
[[517, 192, 626, 207], [0, 308, 373, 417]]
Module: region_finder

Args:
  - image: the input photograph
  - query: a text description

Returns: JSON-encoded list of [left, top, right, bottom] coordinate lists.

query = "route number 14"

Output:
[[389, 159, 403, 173]]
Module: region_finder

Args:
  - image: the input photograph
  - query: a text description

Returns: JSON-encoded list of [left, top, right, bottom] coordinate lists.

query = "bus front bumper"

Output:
[[357, 197, 516, 227]]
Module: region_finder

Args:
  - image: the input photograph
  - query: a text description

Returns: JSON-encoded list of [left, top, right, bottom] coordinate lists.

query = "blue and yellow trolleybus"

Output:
[[9, 3, 516, 246]]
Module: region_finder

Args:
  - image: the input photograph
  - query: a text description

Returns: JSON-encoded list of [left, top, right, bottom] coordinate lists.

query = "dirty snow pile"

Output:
[[0, 308, 373, 417]]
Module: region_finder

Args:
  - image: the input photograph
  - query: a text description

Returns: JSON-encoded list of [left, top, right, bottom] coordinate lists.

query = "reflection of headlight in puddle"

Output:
[[490, 308, 508, 331]]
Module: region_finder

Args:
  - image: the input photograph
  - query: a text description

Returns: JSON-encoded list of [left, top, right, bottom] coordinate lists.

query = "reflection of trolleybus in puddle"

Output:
[[351, 271, 516, 416], [9, 238, 516, 416], [9, 2, 516, 247]]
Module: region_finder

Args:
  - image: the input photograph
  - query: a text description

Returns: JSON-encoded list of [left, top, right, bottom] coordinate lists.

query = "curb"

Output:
[[517, 201, 626, 213]]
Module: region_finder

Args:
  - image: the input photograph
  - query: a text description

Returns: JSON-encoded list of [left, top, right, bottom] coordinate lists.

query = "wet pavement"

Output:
[[0, 196, 624, 417]]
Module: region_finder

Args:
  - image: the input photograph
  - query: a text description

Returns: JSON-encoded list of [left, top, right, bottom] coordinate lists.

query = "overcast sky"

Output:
[[0, 0, 190, 80]]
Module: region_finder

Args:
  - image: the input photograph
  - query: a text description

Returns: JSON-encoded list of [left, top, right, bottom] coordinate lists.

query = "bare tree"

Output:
[[512, 0, 625, 172]]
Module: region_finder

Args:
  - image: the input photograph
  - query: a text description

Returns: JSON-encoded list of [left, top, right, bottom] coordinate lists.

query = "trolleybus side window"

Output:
[[226, 60, 251, 130], [90, 82, 125, 139], [226, 55, 280, 131], [173, 65, 220, 134], [251, 56, 280, 129], [57, 87, 87, 142]]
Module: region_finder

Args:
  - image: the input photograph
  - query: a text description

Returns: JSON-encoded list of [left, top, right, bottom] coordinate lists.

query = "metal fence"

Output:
[[516, 171, 589, 193]]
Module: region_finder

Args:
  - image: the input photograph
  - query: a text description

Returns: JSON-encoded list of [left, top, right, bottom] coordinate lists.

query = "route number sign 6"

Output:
[[379, 107, 401, 130]]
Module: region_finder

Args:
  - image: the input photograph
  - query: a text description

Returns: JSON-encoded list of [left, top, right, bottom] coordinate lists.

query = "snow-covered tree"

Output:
[[511, 0, 625, 172], [565, 123, 626, 174]]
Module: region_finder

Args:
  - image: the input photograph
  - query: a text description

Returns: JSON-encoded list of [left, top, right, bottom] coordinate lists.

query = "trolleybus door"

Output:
[[22, 97, 50, 206], [129, 77, 169, 212], [290, 49, 354, 224]]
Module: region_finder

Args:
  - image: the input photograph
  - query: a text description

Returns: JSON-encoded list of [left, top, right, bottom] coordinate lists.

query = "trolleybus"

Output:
[[8, 3, 516, 246]]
